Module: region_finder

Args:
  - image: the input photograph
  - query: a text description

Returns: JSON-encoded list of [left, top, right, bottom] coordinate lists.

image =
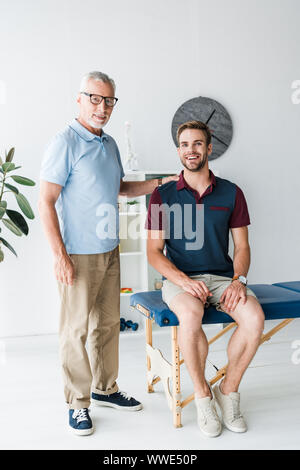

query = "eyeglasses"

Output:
[[80, 92, 118, 107]]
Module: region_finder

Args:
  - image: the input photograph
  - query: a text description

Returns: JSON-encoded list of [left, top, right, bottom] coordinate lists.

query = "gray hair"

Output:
[[79, 71, 116, 93]]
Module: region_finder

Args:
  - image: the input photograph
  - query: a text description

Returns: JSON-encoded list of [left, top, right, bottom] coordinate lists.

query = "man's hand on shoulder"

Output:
[[219, 280, 247, 313], [55, 253, 76, 286], [161, 174, 180, 185]]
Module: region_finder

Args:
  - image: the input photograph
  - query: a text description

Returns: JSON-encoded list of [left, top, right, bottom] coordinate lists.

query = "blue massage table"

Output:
[[130, 282, 300, 427]]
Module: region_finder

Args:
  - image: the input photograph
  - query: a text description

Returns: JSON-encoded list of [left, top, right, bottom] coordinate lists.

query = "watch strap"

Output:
[[232, 275, 247, 286]]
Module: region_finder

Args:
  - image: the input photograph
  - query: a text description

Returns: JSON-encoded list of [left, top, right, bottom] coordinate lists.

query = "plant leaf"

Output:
[[0, 201, 7, 209], [0, 156, 3, 166], [4, 183, 19, 194], [0, 247, 4, 262], [5, 148, 15, 163], [0, 237, 17, 257], [6, 209, 29, 235], [2, 162, 15, 172], [2, 218, 23, 236], [15, 193, 35, 219], [10, 175, 36, 186], [0, 207, 5, 219]]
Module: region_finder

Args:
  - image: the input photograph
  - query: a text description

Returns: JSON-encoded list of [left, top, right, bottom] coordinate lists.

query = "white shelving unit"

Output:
[[118, 170, 179, 336]]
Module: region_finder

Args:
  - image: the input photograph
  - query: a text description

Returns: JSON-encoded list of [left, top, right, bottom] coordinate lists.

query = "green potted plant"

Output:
[[0, 147, 35, 262], [126, 200, 140, 213]]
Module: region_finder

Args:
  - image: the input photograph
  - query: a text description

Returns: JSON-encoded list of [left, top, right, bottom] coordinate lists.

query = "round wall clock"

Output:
[[171, 96, 233, 161]]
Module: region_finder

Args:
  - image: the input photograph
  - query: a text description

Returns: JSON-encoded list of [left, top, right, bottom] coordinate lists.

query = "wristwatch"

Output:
[[157, 177, 163, 187], [232, 275, 248, 286]]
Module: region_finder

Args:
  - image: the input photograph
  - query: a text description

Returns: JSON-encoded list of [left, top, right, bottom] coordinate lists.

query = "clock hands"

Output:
[[210, 133, 229, 148], [205, 109, 216, 125], [205, 108, 229, 148]]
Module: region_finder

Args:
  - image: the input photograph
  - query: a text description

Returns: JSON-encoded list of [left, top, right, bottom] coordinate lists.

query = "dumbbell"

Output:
[[120, 317, 126, 331], [130, 321, 139, 331], [125, 320, 139, 331]]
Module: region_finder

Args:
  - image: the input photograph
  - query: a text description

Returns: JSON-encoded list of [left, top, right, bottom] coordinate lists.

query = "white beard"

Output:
[[87, 118, 104, 130]]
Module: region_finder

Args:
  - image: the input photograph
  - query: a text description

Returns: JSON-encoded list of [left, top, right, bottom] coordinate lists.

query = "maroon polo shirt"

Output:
[[146, 170, 250, 278]]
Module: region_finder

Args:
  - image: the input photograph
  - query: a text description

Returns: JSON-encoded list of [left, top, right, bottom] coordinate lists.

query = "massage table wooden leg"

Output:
[[145, 316, 154, 393], [171, 326, 182, 428]]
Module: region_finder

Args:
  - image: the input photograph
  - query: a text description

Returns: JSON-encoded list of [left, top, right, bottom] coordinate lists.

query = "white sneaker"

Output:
[[213, 382, 247, 433], [195, 393, 222, 438]]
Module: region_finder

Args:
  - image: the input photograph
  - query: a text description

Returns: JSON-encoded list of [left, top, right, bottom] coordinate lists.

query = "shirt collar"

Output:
[[69, 118, 108, 142], [176, 169, 216, 192]]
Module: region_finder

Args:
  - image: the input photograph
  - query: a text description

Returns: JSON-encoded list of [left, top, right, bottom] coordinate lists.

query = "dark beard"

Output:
[[181, 152, 208, 172]]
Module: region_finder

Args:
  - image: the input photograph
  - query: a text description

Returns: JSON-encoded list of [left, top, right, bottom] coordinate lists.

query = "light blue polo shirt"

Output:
[[40, 118, 125, 254]]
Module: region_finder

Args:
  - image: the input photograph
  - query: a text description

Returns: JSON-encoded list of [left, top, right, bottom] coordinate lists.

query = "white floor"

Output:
[[1, 319, 300, 450]]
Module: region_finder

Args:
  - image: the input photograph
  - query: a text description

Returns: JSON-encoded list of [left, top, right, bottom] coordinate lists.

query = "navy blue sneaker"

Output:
[[69, 408, 94, 435], [91, 390, 143, 411]]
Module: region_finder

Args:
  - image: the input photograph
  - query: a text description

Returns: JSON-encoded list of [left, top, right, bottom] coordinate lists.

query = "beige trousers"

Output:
[[162, 274, 258, 310], [57, 246, 120, 409]]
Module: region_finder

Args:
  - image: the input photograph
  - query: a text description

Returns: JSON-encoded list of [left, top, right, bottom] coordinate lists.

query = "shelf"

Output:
[[120, 287, 144, 297], [124, 170, 180, 175], [119, 170, 177, 341], [119, 212, 144, 216], [121, 293, 138, 297], [120, 329, 144, 337], [120, 251, 144, 256]]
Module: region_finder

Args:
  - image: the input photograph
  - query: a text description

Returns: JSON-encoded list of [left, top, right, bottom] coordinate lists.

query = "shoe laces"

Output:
[[118, 390, 131, 401], [230, 398, 242, 421], [198, 402, 219, 424], [73, 408, 89, 423], [118, 390, 131, 400]]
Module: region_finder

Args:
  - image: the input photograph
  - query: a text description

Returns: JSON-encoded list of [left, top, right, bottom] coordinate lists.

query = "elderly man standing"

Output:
[[39, 71, 178, 435]]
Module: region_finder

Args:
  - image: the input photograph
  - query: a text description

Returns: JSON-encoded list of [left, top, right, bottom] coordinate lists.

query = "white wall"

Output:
[[0, 0, 299, 337]]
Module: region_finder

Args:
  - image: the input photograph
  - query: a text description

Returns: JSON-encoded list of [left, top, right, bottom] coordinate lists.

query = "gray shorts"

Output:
[[162, 274, 257, 312]]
